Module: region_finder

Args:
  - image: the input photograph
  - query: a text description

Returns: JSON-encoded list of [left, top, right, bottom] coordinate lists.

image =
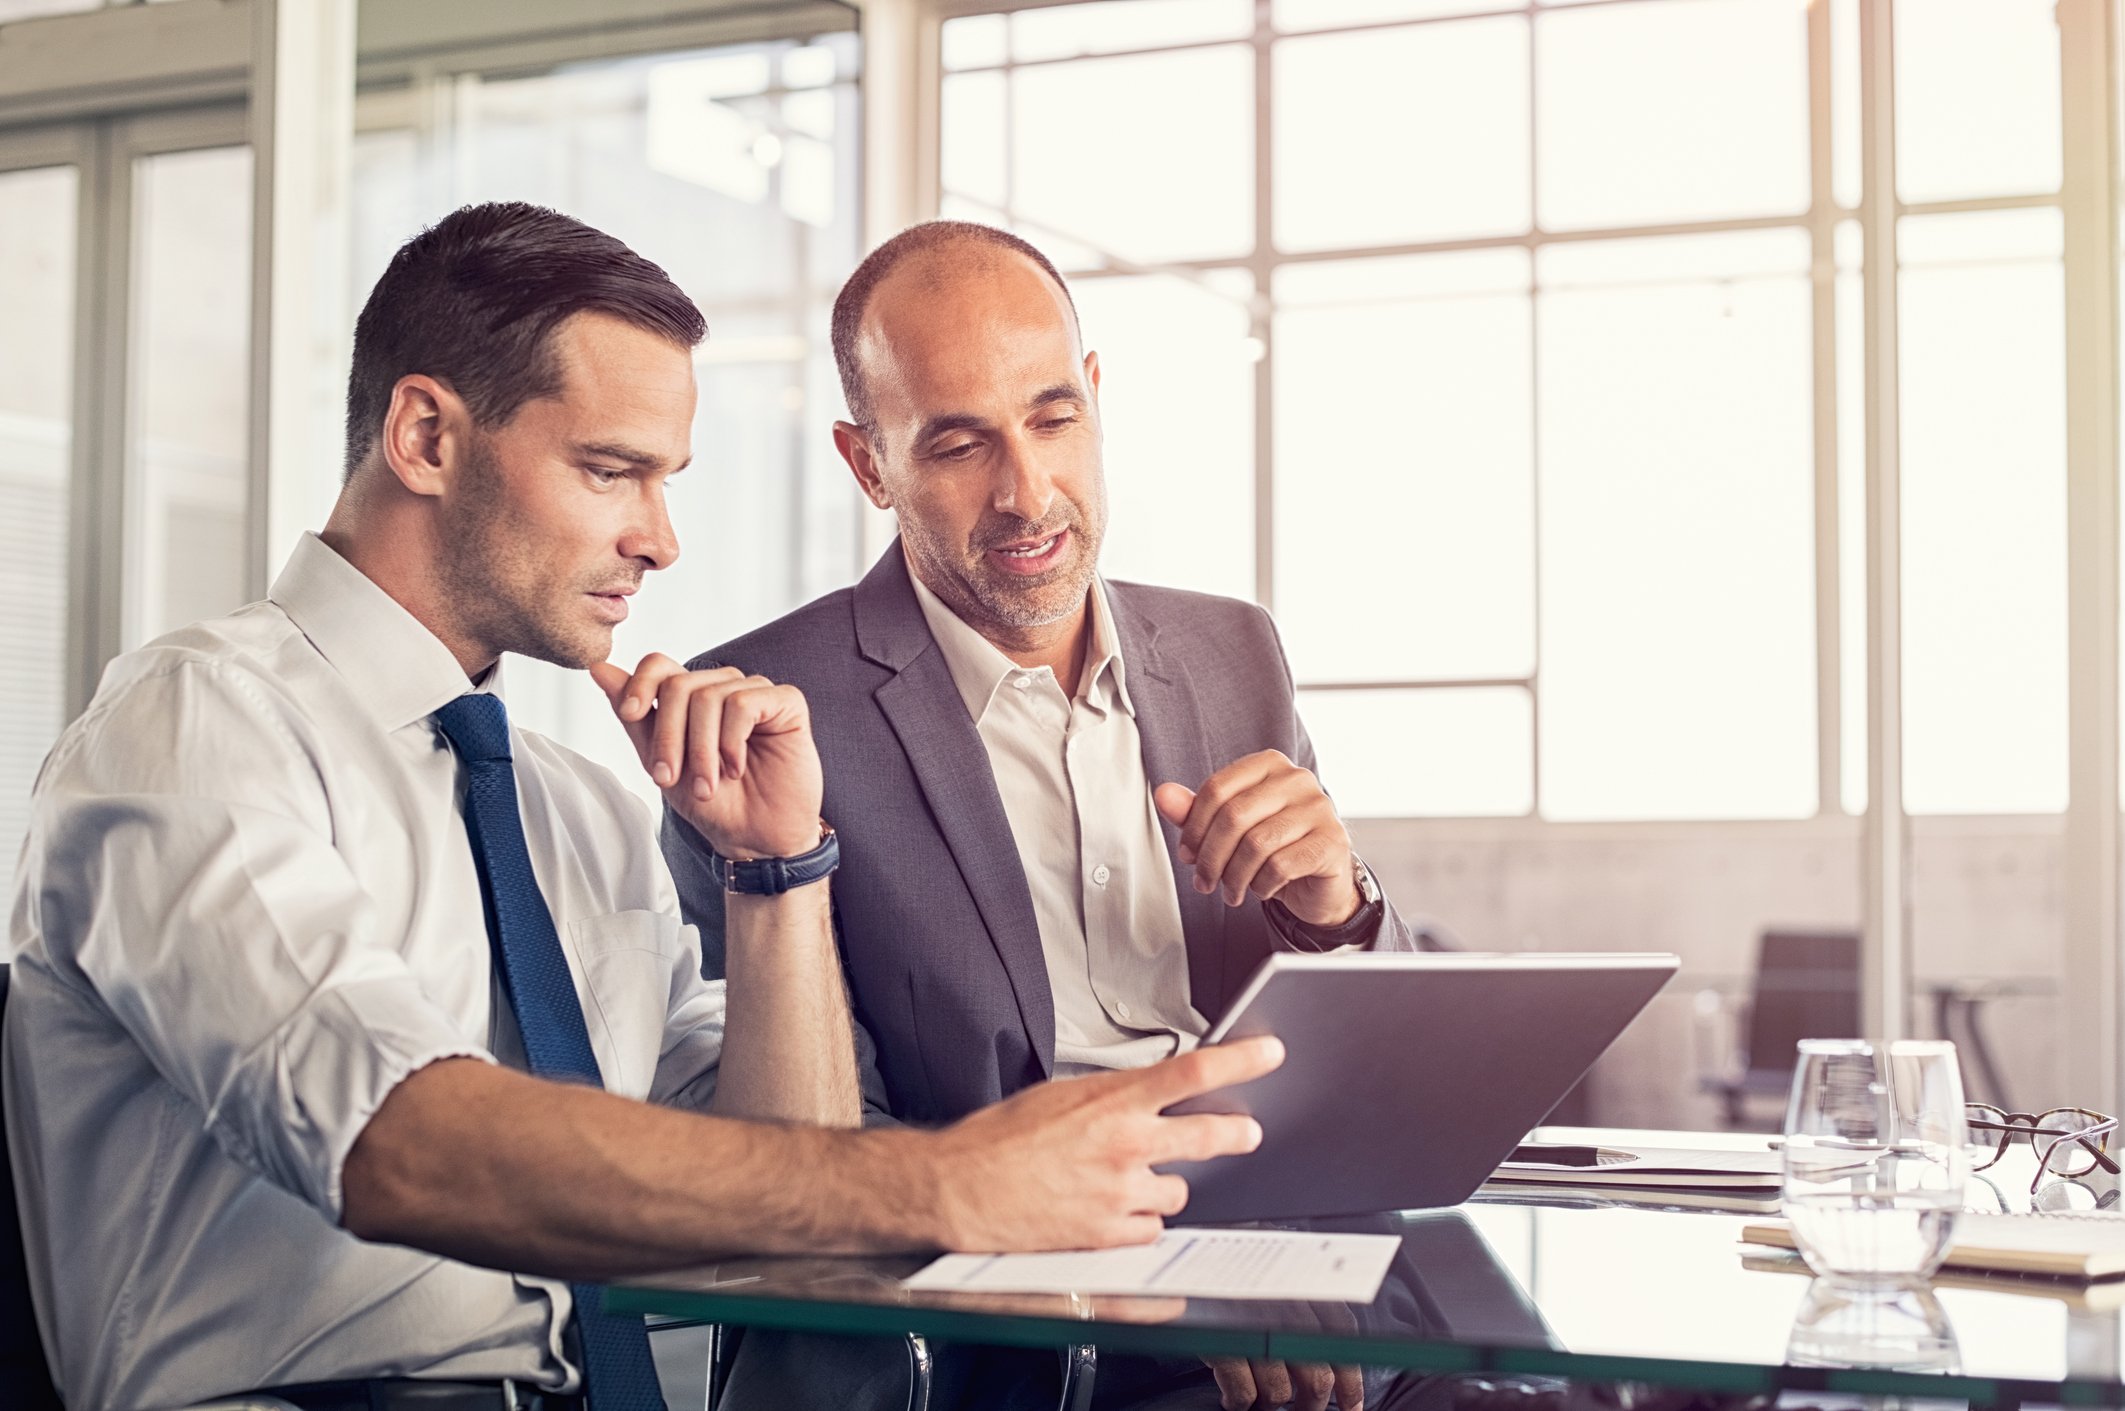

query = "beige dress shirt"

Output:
[[4, 533, 726, 1411], [909, 569, 1206, 1076]]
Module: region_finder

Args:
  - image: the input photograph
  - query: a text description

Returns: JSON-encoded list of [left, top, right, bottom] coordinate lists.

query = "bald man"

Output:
[[662, 224, 1431, 1409]]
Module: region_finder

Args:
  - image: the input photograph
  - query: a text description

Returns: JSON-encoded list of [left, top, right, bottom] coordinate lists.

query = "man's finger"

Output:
[[1133, 1170, 1190, 1217], [1244, 836, 1338, 905], [1147, 1111, 1263, 1166], [684, 689, 722, 801], [1213, 809, 1312, 907], [590, 661, 654, 768], [649, 673, 697, 789], [717, 684, 776, 781], [1335, 1363, 1366, 1411], [1136, 1035, 1284, 1108], [1252, 1359, 1294, 1408], [719, 680, 806, 780], [1190, 782, 1292, 897], [1292, 1360, 1335, 1411], [1176, 755, 1271, 859], [1154, 781, 1195, 830], [622, 652, 686, 722], [1205, 1357, 1256, 1411]]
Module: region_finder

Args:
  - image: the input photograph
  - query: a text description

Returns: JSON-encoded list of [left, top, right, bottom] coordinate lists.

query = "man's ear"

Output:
[[834, 421, 893, 511], [1085, 349, 1101, 401], [379, 374, 465, 498]]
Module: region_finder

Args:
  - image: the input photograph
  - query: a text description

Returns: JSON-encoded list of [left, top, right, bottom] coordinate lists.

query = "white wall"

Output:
[[1351, 815, 2067, 1129]]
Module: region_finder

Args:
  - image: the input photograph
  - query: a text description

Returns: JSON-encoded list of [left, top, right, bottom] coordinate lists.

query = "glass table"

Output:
[[606, 1128, 2125, 1407]]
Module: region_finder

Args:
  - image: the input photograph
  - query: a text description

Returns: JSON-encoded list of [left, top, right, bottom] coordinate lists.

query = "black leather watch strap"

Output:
[[1266, 857, 1384, 951], [708, 823, 839, 895]]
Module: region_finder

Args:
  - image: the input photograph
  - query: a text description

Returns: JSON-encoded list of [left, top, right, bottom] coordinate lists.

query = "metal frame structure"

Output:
[[878, 0, 2125, 1086], [0, 0, 860, 707], [2, 0, 2122, 1092]]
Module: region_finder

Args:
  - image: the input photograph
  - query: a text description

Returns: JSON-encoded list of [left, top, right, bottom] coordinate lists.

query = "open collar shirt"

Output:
[[909, 568, 1206, 1076], [3, 533, 726, 1411]]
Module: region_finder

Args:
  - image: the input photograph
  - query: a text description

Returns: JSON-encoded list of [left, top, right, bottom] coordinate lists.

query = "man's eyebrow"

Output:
[[913, 412, 988, 445], [573, 440, 688, 471], [1027, 384, 1087, 413]]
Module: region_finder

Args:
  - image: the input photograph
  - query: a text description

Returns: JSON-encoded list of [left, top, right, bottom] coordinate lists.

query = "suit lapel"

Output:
[[857, 547, 1057, 1074], [1108, 584, 1229, 1019]]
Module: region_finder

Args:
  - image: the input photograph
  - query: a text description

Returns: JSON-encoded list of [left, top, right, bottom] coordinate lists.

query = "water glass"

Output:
[[1782, 1039, 1969, 1286], [1786, 1280, 1960, 1373]]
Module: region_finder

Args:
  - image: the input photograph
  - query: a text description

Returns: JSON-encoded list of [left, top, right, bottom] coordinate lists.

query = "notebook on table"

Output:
[[1743, 1210, 2125, 1281], [1492, 1144, 1783, 1191]]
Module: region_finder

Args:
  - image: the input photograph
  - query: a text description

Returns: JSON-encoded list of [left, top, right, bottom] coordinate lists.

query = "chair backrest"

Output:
[[0, 963, 65, 1408], [1742, 929, 1861, 1081]]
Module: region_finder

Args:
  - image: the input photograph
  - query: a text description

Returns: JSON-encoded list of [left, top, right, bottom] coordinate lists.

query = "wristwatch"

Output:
[[708, 821, 840, 895], [1267, 853, 1384, 951]]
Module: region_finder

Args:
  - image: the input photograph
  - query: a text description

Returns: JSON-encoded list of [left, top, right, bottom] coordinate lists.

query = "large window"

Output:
[[938, 0, 2072, 823]]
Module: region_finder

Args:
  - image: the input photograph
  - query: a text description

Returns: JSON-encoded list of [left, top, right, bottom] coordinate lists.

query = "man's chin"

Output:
[[507, 624, 612, 672], [973, 579, 1091, 631]]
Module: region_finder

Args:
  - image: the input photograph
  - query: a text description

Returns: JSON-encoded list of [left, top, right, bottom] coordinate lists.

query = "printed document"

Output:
[[903, 1228, 1401, 1302]]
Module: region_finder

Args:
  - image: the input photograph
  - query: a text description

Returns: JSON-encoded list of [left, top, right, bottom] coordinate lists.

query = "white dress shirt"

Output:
[[3, 533, 726, 1411], [909, 570, 1205, 1076]]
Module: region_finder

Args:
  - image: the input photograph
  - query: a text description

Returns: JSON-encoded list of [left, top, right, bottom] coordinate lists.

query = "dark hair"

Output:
[[829, 220, 1079, 439], [344, 201, 707, 477]]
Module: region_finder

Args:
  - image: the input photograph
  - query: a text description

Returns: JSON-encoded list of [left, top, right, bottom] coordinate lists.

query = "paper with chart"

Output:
[[902, 1227, 1401, 1302]]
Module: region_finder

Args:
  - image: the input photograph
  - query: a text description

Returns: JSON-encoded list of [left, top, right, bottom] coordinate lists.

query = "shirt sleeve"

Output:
[[25, 659, 493, 1222]]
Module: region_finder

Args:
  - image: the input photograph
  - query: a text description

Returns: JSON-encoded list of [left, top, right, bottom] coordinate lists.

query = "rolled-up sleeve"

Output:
[[30, 660, 492, 1221]]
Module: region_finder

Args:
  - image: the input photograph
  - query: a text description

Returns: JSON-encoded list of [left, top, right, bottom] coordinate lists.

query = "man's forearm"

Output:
[[710, 880, 861, 1126], [344, 1057, 924, 1279]]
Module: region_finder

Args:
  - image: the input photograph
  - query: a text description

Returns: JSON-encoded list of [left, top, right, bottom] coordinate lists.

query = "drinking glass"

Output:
[[1782, 1039, 1969, 1286], [1786, 1280, 1960, 1373]]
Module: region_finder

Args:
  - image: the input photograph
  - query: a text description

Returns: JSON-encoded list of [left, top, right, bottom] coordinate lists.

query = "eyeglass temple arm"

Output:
[[2037, 1120, 2121, 1174]]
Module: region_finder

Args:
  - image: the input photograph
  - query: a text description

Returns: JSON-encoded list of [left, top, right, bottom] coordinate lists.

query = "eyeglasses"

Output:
[[1965, 1104, 2121, 1193]]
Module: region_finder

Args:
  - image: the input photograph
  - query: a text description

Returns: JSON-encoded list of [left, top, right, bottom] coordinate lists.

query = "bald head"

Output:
[[831, 220, 1080, 440]]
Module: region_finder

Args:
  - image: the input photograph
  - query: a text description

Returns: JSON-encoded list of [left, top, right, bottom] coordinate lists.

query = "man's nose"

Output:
[[623, 487, 681, 571], [991, 435, 1057, 524]]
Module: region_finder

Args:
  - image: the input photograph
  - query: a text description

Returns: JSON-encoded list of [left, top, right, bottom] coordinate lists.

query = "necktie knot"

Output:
[[434, 692, 512, 765]]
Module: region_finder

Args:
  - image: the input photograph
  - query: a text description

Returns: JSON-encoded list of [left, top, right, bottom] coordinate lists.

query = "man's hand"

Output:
[[1206, 1295, 1364, 1411], [1155, 751, 1359, 927], [590, 656, 823, 860], [1205, 1355, 1363, 1411], [924, 1037, 1285, 1252]]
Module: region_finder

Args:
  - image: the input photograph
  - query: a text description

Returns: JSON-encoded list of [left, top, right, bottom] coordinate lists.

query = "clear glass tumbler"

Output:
[[1782, 1039, 1969, 1286]]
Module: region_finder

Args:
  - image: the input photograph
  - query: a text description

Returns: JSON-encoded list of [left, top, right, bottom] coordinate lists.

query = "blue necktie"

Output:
[[433, 693, 666, 1411]]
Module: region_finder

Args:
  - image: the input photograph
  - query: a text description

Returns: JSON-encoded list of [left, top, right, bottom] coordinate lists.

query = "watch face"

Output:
[[1354, 857, 1382, 905]]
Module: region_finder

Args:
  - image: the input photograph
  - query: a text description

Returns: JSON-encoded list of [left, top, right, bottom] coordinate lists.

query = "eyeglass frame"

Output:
[[1965, 1103, 2122, 1194]]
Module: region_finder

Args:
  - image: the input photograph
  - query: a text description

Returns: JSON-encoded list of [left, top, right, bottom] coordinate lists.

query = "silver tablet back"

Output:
[[1164, 952, 1678, 1224]]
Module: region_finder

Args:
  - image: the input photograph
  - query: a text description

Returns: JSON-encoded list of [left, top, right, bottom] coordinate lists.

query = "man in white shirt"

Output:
[[2, 202, 1277, 1411]]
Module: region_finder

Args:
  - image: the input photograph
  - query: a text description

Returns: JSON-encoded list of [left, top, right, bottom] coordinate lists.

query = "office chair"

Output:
[[1, 963, 63, 1411], [1698, 929, 1860, 1129], [2, 962, 301, 1411]]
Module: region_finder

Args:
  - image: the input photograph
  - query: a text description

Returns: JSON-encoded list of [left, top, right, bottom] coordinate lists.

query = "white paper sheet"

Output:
[[902, 1228, 1401, 1302]]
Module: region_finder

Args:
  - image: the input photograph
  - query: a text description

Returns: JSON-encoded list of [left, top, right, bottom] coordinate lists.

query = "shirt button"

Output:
[[1012, 674, 1034, 690], [1092, 863, 1112, 886], [1115, 1000, 1133, 1021]]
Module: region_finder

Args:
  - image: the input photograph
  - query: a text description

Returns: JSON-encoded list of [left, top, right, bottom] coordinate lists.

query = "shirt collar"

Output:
[[269, 531, 487, 733], [906, 557, 1135, 724]]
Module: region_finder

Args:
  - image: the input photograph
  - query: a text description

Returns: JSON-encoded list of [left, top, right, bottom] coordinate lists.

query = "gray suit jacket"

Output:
[[661, 544, 1421, 1125]]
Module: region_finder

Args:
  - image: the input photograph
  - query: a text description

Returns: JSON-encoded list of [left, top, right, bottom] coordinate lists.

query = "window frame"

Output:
[[909, 0, 2088, 828], [897, 0, 2125, 1089]]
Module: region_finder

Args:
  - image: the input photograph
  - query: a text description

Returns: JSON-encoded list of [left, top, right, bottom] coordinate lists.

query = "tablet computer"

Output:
[[1163, 951, 1678, 1223]]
